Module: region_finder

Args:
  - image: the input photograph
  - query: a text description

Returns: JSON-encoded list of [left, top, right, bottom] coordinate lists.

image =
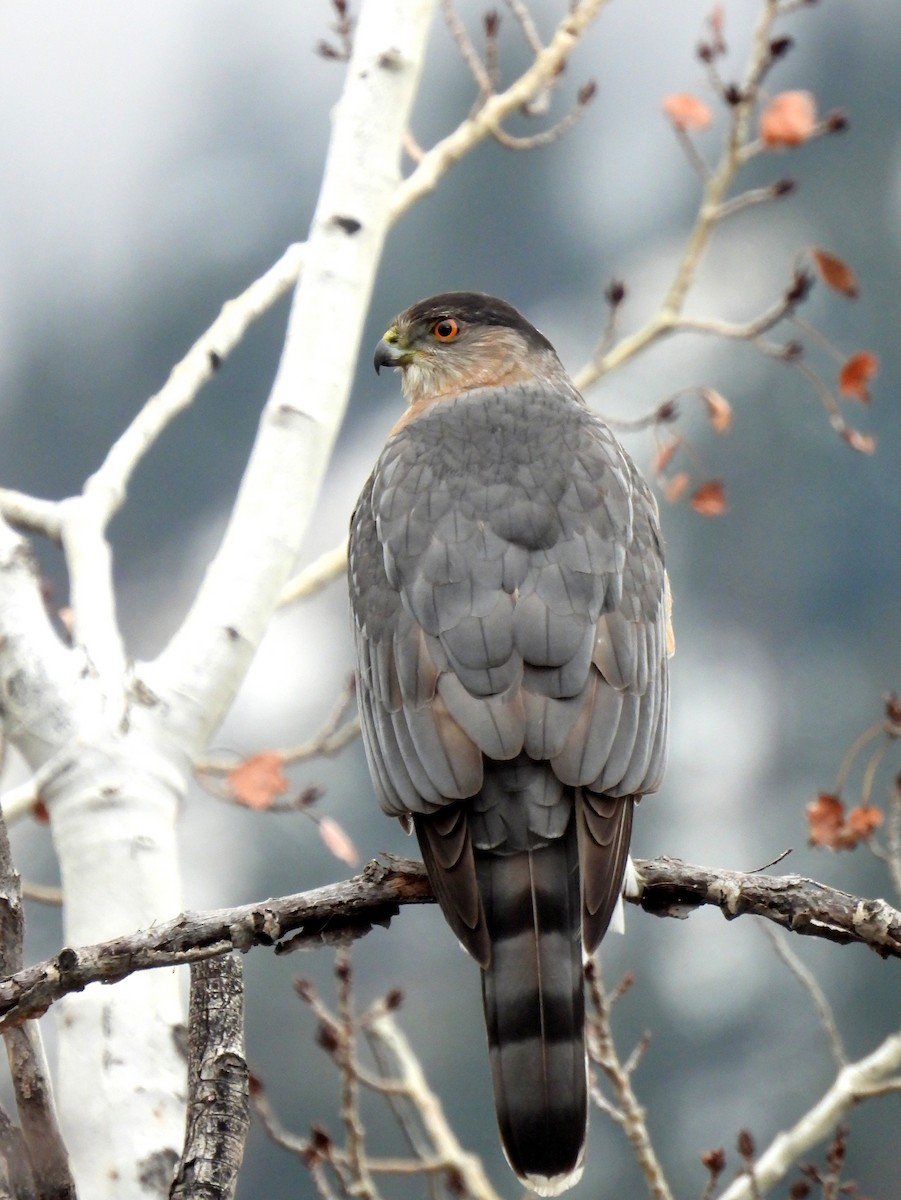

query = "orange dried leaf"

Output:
[[701, 388, 732, 433], [227, 752, 289, 810], [839, 352, 878, 403], [806, 792, 845, 848], [760, 90, 817, 148], [690, 480, 727, 516], [847, 805, 883, 841], [811, 249, 859, 298], [652, 437, 682, 474], [662, 93, 713, 132], [319, 816, 359, 866], [665, 471, 691, 503]]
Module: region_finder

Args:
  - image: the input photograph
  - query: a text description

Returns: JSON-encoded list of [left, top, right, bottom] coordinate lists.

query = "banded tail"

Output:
[[477, 820, 586, 1196], [415, 792, 634, 1196]]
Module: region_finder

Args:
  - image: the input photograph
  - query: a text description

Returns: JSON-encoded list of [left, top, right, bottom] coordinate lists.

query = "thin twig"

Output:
[[673, 125, 711, 181], [364, 1010, 501, 1200], [672, 290, 800, 342], [503, 0, 544, 56], [334, 950, 380, 1200], [85, 242, 305, 529], [576, 0, 785, 390], [362, 1000, 440, 1175], [490, 83, 595, 149], [391, 0, 609, 219], [716, 1032, 901, 1200], [886, 784, 901, 899], [441, 0, 493, 97], [586, 957, 673, 1200], [711, 179, 795, 221], [21, 882, 63, 906], [250, 1085, 342, 1200], [278, 541, 349, 607], [760, 924, 847, 1070], [195, 677, 359, 776], [834, 721, 884, 795]]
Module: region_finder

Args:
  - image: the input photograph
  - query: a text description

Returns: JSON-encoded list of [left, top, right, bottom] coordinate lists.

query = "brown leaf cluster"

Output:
[[807, 792, 883, 851], [654, 390, 731, 515]]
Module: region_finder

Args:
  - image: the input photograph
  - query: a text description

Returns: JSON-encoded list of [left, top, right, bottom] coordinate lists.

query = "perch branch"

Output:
[[1, 856, 900, 1032]]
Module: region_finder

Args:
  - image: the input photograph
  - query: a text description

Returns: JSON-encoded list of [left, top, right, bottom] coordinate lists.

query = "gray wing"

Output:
[[348, 380, 670, 957]]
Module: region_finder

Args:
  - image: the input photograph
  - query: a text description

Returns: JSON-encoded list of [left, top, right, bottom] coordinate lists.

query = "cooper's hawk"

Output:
[[348, 292, 670, 1195]]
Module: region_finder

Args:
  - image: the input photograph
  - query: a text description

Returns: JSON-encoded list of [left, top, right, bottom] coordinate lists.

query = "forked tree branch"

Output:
[[0, 856, 897, 1034]]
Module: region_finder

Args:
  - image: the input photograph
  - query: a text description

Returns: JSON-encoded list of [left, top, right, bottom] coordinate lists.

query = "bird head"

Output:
[[373, 291, 565, 407]]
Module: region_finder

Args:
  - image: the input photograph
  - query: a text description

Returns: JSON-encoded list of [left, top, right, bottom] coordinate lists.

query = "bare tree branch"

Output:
[[390, 0, 609, 219], [85, 244, 305, 531], [170, 954, 249, 1200], [278, 541, 349, 607], [362, 1008, 501, 1200], [146, 0, 436, 750], [0, 856, 899, 1035], [0, 785, 76, 1199], [635, 855, 901, 956], [760, 925, 847, 1070], [587, 960, 672, 1200], [716, 1031, 901, 1200], [0, 860, 433, 1031], [574, 0, 789, 390]]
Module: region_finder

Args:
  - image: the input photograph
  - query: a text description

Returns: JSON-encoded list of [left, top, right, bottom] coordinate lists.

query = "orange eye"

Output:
[[433, 318, 459, 341]]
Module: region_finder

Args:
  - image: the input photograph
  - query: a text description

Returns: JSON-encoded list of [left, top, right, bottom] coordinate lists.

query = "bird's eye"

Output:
[[433, 319, 459, 342]]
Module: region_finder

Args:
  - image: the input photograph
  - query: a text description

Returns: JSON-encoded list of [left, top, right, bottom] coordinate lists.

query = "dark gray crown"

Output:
[[399, 292, 555, 355]]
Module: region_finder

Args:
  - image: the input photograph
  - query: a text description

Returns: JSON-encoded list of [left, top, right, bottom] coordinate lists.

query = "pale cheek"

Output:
[[401, 358, 467, 404], [400, 360, 431, 403]]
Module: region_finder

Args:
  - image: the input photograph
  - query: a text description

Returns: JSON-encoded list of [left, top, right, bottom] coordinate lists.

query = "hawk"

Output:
[[348, 292, 670, 1195]]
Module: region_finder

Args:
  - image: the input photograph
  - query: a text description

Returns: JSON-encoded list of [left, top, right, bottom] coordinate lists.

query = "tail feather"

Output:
[[477, 820, 586, 1195]]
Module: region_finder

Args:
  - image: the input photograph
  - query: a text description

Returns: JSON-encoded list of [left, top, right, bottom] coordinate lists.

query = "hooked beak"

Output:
[[373, 331, 408, 374]]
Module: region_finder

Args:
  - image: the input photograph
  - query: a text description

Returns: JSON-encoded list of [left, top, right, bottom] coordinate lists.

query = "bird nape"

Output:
[[348, 291, 670, 1194]]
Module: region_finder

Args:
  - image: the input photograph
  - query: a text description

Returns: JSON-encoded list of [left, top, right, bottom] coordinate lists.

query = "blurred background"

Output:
[[0, 1, 899, 1196]]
